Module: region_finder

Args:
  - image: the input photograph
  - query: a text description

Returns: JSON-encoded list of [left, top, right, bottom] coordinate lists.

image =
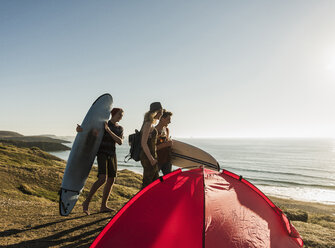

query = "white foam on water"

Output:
[[258, 185, 335, 205], [51, 138, 335, 205]]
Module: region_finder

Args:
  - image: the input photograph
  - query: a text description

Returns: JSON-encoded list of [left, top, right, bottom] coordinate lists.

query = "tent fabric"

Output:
[[204, 169, 303, 248], [91, 167, 303, 248]]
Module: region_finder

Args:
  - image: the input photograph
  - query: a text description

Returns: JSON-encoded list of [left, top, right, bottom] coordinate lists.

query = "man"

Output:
[[77, 108, 124, 215], [155, 110, 173, 175]]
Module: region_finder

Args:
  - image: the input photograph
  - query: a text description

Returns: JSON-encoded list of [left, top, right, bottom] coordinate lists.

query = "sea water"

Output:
[[50, 138, 335, 205]]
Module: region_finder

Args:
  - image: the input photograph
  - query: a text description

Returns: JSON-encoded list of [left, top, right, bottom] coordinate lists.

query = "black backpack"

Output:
[[125, 129, 142, 162]]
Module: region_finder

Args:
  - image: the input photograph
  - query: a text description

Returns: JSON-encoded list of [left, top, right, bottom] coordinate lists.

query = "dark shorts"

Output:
[[140, 150, 159, 189], [159, 162, 172, 176], [97, 153, 117, 178]]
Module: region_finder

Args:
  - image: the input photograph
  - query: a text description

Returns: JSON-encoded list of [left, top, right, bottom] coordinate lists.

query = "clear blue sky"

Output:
[[1, 0, 335, 138]]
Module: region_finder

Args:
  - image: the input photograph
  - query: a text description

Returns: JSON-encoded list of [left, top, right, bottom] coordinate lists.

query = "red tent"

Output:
[[91, 167, 303, 248]]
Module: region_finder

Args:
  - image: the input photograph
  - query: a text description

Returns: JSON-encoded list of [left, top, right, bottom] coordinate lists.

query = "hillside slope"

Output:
[[0, 143, 334, 247], [0, 131, 24, 138], [0, 131, 71, 151], [0, 143, 141, 247]]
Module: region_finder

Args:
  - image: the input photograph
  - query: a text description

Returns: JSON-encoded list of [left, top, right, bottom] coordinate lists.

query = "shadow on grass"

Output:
[[0, 216, 109, 248], [0, 213, 102, 238]]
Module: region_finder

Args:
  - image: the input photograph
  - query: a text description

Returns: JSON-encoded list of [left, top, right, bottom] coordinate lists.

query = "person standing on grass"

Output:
[[77, 108, 124, 215], [140, 102, 163, 188]]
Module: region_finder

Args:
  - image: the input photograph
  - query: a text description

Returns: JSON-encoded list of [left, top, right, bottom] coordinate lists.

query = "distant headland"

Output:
[[0, 130, 71, 152]]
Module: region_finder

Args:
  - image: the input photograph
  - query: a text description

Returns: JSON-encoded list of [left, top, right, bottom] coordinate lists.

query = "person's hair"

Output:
[[143, 107, 164, 124], [143, 111, 158, 124], [162, 110, 172, 119], [111, 108, 124, 117]]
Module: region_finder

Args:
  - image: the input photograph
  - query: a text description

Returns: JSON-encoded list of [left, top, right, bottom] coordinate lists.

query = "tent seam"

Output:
[[202, 166, 206, 248]]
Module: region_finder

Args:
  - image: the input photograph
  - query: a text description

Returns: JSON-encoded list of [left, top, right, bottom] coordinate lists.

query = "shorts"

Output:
[[159, 162, 172, 176], [97, 153, 117, 178], [140, 150, 159, 188]]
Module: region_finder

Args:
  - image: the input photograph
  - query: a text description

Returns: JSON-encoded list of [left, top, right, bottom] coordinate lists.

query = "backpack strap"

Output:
[[124, 154, 131, 163], [124, 123, 145, 163]]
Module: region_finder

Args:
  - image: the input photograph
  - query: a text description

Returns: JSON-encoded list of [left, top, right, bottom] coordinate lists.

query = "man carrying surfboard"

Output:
[[156, 110, 173, 175], [77, 108, 124, 215]]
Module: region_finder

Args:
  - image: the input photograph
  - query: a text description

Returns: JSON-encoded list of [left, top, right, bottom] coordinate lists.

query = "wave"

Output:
[[221, 161, 335, 176], [221, 166, 334, 181], [249, 178, 335, 190], [258, 185, 335, 205], [117, 162, 141, 168]]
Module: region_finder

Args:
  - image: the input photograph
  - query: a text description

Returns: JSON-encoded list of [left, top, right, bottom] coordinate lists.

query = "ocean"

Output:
[[50, 138, 335, 205]]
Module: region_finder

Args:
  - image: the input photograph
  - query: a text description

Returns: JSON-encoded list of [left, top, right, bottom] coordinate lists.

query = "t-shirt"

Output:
[[97, 121, 123, 156], [156, 127, 171, 165]]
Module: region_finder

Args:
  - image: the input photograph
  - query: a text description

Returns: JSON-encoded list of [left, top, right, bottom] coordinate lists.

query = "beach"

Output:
[[2, 1, 335, 246], [51, 138, 335, 205], [1, 142, 335, 247]]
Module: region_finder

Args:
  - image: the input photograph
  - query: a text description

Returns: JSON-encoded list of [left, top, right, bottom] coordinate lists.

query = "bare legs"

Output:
[[82, 174, 115, 215], [100, 177, 114, 212]]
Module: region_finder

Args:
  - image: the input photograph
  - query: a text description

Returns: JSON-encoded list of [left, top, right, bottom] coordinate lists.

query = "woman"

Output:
[[77, 108, 124, 215], [156, 110, 173, 175], [140, 102, 163, 188]]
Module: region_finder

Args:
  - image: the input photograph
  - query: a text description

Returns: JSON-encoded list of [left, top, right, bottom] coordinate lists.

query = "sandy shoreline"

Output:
[[269, 195, 335, 215], [1, 143, 334, 248]]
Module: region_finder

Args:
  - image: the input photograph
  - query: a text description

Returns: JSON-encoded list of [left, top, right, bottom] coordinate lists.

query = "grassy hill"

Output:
[[0, 131, 24, 138], [0, 142, 142, 247], [0, 142, 334, 247], [0, 131, 71, 152]]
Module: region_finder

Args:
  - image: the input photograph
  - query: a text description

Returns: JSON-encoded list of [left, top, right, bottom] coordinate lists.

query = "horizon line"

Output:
[[1, 130, 334, 139]]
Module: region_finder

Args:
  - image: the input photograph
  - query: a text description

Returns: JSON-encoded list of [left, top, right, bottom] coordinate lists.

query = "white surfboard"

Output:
[[171, 139, 220, 171], [59, 93, 113, 216]]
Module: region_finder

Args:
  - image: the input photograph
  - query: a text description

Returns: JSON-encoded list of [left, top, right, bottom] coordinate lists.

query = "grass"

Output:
[[0, 139, 71, 152], [0, 130, 71, 151], [0, 142, 334, 247], [0, 131, 23, 138], [269, 197, 335, 247], [0, 142, 142, 247]]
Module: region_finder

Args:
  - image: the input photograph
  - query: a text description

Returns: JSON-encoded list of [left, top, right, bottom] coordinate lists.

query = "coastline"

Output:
[[1, 143, 334, 247], [1, 168, 334, 248], [269, 195, 335, 215], [0, 132, 71, 152]]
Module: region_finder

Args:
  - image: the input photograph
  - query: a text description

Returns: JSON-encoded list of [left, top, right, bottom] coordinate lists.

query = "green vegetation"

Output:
[[0, 130, 71, 151], [0, 142, 334, 247], [0, 142, 142, 247], [0, 139, 71, 151], [270, 197, 335, 247], [0, 131, 24, 137]]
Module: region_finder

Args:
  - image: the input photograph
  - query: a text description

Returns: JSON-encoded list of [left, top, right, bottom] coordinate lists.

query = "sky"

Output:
[[1, 0, 335, 138]]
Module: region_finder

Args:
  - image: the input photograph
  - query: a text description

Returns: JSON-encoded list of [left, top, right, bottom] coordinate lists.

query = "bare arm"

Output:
[[141, 122, 157, 166], [105, 122, 123, 145], [166, 128, 170, 140], [156, 128, 172, 150]]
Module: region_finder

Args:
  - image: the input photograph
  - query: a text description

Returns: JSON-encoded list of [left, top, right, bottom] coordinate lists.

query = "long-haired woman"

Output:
[[140, 102, 163, 188]]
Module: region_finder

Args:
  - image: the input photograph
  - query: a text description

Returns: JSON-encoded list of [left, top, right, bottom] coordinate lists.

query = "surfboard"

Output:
[[59, 93, 113, 216], [171, 139, 220, 171]]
